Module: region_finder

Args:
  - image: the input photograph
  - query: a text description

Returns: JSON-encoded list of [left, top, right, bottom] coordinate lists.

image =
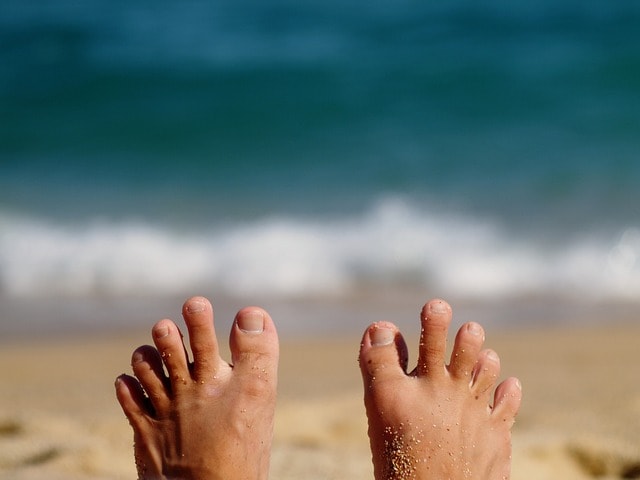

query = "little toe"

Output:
[[131, 345, 170, 413], [448, 321, 485, 380], [115, 374, 152, 425], [416, 298, 452, 377], [492, 377, 522, 425], [359, 321, 409, 385], [182, 296, 220, 382], [229, 307, 279, 384], [152, 318, 191, 388], [470, 349, 501, 400]]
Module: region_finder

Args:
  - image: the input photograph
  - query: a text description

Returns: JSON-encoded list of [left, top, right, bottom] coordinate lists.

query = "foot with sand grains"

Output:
[[115, 296, 279, 480], [359, 298, 522, 480]]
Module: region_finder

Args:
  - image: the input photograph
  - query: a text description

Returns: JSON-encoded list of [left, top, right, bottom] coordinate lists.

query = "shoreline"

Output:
[[2, 291, 639, 342]]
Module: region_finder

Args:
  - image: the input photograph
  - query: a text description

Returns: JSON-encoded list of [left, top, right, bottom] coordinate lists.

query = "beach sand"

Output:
[[0, 304, 639, 480]]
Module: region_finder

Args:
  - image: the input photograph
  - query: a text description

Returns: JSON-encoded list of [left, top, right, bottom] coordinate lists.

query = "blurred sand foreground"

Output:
[[0, 316, 639, 480]]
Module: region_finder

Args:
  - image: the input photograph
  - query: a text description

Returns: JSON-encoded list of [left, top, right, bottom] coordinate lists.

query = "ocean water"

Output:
[[1, 0, 640, 334]]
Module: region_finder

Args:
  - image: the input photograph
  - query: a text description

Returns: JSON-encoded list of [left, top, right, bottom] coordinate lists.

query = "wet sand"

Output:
[[0, 309, 639, 479]]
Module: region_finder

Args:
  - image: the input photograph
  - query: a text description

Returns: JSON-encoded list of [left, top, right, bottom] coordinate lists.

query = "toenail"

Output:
[[186, 298, 206, 313], [237, 310, 264, 333], [132, 351, 144, 364], [429, 300, 449, 314], [370, 325, 395, 346], [467, 322, 483, 336], [515, 378, 522, 390], [486, 350, 499, 362], [153, 324, 170, 339]]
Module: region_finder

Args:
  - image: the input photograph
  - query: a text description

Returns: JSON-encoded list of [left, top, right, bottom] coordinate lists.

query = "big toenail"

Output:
[[370, 326, 394, 346], [237, 310, 264, 333], [186, 298, 206, 313]]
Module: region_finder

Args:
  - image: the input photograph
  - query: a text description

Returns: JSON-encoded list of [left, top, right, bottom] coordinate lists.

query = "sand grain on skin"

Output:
[[383, 426, 417, 480]]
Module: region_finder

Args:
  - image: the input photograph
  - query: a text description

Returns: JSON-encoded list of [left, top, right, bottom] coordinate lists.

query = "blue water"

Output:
[[1, 0, 640, 331]]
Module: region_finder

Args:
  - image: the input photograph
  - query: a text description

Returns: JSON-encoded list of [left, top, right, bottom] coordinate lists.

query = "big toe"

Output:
[[229, 307, 279, 392], [359, 321, 409, 386]]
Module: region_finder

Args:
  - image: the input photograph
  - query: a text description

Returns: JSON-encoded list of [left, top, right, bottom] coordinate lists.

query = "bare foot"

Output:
[[359, 299, 522, 480], [115, 296, 279, 480]]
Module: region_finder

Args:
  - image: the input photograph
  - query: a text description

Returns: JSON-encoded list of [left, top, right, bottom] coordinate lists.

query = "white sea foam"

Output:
[[1, 198, 639, 303]]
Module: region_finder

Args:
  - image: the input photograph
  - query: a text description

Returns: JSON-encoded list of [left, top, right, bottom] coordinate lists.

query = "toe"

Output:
[[182, 296, 220, 382], [115, 377, 163, 478], [492, 377, 522, 425], [152, 319, 191, 388], [470, 349, 501, 400], [229, 307, 279, 385], [359, 321, 409, 384], [416, 298, 452, 377], [448, 322, 485, 380], [131, 345, 171, 413], [115, 374, 152, 426]]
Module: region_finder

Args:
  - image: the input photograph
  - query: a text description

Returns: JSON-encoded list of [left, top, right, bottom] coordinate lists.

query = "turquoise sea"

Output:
[[1, 0, 639, 335]]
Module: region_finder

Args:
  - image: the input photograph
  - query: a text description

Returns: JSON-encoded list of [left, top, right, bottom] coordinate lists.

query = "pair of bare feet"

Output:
[[115, 296, 522, 480]]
